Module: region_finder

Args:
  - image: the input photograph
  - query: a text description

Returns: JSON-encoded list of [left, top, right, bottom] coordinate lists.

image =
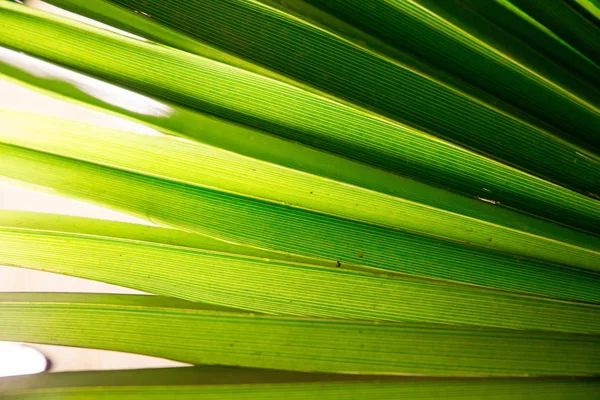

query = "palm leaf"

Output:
[[39, 0, 600, 150], [3, 211, 600, 332], [1, 366, 398, 390], [572, 0, 600, 23], [410, 0, 600, 93], [35, 0, 600, 168], [508, 0, 600, 66], [2, 368, 599, 400], [1, 2, 600, 237], [3, 110, 600, 269], [293, 0, 600, 135], [3, 114, 600, 305], [2, 293, 599, 376], [0, 0, 599, 391]]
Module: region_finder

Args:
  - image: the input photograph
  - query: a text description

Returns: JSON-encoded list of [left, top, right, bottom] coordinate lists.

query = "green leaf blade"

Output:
[[1, 2, 599, 236], [2, 212, 600, 333], [1, 293, 599, 376], [44, 0, 600, 184], [4, 139, 600, 305], [2, 110, 600, 273], [300, 0, 600, 149], [509, 0, 600, 67], [2, 369, 600, 400]]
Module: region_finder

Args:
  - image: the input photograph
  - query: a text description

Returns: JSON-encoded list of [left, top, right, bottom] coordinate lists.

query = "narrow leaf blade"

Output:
[[1, 293, 599, 376]]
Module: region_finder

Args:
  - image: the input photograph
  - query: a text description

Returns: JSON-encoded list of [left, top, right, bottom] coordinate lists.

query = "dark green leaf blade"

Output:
[[407, 0, 600, 95], [0, 366, 405, 393], [298, 0, 600, 149], [509, 0, 600, 66]]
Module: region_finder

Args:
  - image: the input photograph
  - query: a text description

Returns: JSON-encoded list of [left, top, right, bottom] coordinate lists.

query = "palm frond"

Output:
[[0, 0, 599, 390]]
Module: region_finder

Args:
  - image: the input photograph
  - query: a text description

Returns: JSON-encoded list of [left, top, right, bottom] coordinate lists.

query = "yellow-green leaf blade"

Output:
[[1, 2, 599, 236], [1, 293, 599, 376], [2, 110, 600, 274], [2, 212, 600, 333], [2, 369, 599, 400]]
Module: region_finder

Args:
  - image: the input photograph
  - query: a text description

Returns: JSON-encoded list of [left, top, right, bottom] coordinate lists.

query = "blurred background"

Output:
[[0, 0, 188, 375]]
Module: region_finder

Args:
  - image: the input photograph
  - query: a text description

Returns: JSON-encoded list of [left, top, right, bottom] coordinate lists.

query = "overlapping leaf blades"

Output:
[[401, 0, 600, 97], [3, 211, 600, 332], [1, 293, 599, 376], [2, 368, 599, 400], [1, 1, 600, 235], [0, 0, 600, 393], [37, 0, 600, 187], [299, 0, 600, 145], [3, 113, 600, 304]]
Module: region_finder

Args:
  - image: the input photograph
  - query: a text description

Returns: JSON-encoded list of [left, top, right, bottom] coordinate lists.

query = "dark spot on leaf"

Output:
[[357, 251, 364, 258], [336, 260, 341, 267]]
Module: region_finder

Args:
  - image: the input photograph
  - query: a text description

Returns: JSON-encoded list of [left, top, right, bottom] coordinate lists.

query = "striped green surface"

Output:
[[302, 0, 600, 149], [1, 2, 599, 237], [0, 366, 403, 390], [0, 0, 599, 390], [3, 211, 600, 333], [413, 0, 600, 95], [46, 0, 600, 185], [2, 368, 599, 400], [2, 110, 600, 274], [510, 0, 600, 66], [3, 125, 600, 303], [1, 293, 599, 376], [572, 0, 600, 22]]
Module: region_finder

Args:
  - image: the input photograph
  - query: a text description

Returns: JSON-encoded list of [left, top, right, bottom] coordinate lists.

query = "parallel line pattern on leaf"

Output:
[[1, 293, 599, 376], [2, 214, 600, 333], [1, 2, 599, 236]]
